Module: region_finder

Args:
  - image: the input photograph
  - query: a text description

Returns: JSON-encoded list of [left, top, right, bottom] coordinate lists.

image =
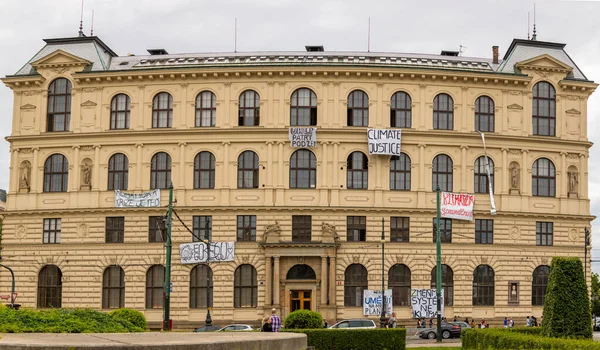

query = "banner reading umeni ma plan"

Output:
[[363, 289, 393, 316], [114, 189, 160, 208], [367, 129, 401, 155]]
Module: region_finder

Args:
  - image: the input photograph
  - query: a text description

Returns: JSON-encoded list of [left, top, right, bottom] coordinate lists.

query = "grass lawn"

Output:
[[412, 347, 461, 350]]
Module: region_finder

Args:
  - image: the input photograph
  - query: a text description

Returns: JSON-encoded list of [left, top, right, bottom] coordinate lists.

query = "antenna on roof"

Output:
[[234, 18, 237, 53], [78, 0, 84, 37], [527, 12, 530, 40], [367, 17, 371, 52], [531, 2, 537, 41], [459, 45, 467, 56], [90, 9, 94, 36]]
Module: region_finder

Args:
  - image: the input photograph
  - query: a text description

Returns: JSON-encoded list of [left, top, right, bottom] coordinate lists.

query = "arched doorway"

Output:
[[287, 264, 316, 312]]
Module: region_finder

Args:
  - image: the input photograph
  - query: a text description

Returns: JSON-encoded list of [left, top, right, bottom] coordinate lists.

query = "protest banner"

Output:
[[411, 289, 444, 319], [440, 191, 475, 221], [114, 189, 160, 208], [289, 127, 317, 148], [179, 241, 235, 264], [363, 289, 393, 316], [367, 129, 401, 155]]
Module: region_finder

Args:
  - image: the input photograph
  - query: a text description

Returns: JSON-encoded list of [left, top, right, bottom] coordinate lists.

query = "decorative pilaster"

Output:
[[277, 142, 285, 188], [320, 141, 329, 188], [560, 152, 567, 198], [418, 144, 426, 190], [136, 143, 143, 190], [93, 145, 101, 191], [501, 148, 508, 194], [266, 141, 274, 187], [178, 142, 187, 188], [328, 257, 336, 305], [72, 146, 81, 191], [222, 142, 230, 189], [521, 149, 529, 195], [273, 256, 280, 305], [321, 256, 328, 306], [265, 256, 272, 306], [32, 147, 39, 193], [460, 145, 468, 192]]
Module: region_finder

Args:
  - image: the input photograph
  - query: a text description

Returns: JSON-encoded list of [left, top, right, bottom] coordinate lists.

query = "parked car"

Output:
[[217, 324, 255, 331], [449, 321, 472, 331], [329, 319, 377, 329], [417, 323, 462, 339], [594, 317, 600, 331], [193, 325, 221, 332]]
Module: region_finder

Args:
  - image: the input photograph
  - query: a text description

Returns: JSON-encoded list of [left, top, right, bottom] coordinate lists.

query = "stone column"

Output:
[[320, 142, 328, 188], [580, 153, 588, 199], [273, 256, 280, 305], [135, 143, 143, 190], [277, 142, 285, 188], [460, 145, 468, 192], [501, 148, 508, 194], [333, 142, 339, 186], [265, 256, 272, 306], [419, 84, 426, 130], [328, 257, 336, 305], [72, 146, 80, 191], [266, 141, 273, 187], [521, 149, 529, 195], [10, 148, 19, 193], [560, 152, 567, 198], [178, 142, 186, 188], [32, 147, 39, 193], [418, 144, 426, 190], [93, 145, 101, 191], [321, 256, 328, 306], [222, 142, 230, 188]]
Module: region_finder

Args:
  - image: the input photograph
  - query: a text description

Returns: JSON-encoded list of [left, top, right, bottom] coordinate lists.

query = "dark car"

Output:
[[194, 325, 221, 332], [417, 323, 462, 339]]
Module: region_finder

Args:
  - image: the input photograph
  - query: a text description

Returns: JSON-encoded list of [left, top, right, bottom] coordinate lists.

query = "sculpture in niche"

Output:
[[263, 221, 281, 243], [510, 163, 520, 193], [568, 171, 579, 195], [19, 161, 31, 190], [321, 222, 340, 243], [81, 161, 92, 190]]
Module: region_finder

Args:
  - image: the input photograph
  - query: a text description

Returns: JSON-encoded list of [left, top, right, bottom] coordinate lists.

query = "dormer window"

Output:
[[47, 78, 72, 132]]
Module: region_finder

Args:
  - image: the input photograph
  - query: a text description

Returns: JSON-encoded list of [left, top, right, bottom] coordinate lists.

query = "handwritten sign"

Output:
[[179, 242, 235, 264], [367, 129, 401, 155], [440, 192, 474, 221], [363, 289, 393, 316], [289, 127, 317, 148], [411, 289, 444, 319], [115, 189, 160, 208]]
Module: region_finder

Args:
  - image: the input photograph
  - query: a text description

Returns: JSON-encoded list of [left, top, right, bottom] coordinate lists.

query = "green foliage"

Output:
[[283, 309, 323, 329], [542, 257, 592, 339], [283, 328, 406, 350], [592, 272, 600, 316], [462, 328, 600, 349], [108, 308, 147, 330], [0, 307, 145, 333]]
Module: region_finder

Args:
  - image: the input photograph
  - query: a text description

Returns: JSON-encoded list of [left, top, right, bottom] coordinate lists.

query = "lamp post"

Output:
[[379, 218, 387, 329], [163, 183, 174, 331], [435, 186, 442, 343], [205, 218, 213, 327]]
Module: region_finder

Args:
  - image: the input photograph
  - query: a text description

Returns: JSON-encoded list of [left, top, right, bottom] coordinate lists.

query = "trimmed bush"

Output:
[[284, 309, 323, 329], [284, 328, 406, 350], [542, 256, 592, 339], [0, 307, 144, 333], [463, 328, 600, 349], [109, 308, 147, 330]]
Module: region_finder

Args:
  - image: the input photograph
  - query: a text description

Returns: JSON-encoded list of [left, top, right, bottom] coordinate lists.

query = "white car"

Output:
[[329, 319, 377, 329], [217, 324, 254, 331]]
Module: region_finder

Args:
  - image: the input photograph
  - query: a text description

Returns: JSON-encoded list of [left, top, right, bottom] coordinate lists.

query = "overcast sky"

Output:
[[1, 0, 599, 270]]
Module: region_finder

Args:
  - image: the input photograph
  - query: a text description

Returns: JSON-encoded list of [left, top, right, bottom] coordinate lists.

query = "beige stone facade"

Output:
[[0, 35, 596, 328]]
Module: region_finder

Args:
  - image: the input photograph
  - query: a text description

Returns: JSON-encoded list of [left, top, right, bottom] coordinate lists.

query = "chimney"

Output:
[[492, 46, 499, 64]]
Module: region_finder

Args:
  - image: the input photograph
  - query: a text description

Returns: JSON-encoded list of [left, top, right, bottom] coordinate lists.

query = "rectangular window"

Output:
[[347, 216, 366, 242], [192, 216, 212, 242], [475, 219, 493, 244], [390, 217, 410, 242], [433, 218, 452, 243], [148, 216, 166, 243], [536, 222, 553, 246], [43, 218, 61, 244], [237, 215, 256, 242], [105, 217, 125, 243], [292, 215, 312, 242]]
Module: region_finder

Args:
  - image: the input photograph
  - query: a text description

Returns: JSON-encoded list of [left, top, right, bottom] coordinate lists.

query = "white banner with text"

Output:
[[440, 192, 474, 221], [363, 289, 393, 316], [289, 127, 317, 148], [114, 189, 160, 208], [411, 289, 444, 319], [179, 241, 235, 264], [367, 129, 401, 155]]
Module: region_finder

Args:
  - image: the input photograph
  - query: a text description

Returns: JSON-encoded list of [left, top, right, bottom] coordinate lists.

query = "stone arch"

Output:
[[286, 264, 317, 280]]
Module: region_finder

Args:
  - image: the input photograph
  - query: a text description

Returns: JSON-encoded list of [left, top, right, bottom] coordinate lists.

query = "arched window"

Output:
[[44, 154, 69, 192], [347, 90, 369, 126], [110, 94, 130, 129], [390, 153, 411, 190], [432, 154, 453, 192], [532, 158, 556, 197], [146, 265, 165, 309], [347, 152, 368, 189], [107, 153, 129, 190], [391, 91, 412, 128], [287, 264, 317, 280], [431, 264, 454, 306], [234, 264, 257, 308], [195, 91, 216, 127], [152, 92, 173, 128], [475, 96, 494, 132], [290, 88, 317, 126], [194, 152, 215, 189], [47, 78, 72, 132], [389, 264, 411, 306], [102, 265, 125, 309], [237, 151, 259, 188], [238, 90, 260, 126], [190, 264, 213, 308], [533, 82, 556, 136], [38, 265, 62, 308], [532, 265, 550, 306], [473, 265, 495, 306], [150, 152, 171, 189], [344, 264, 368, 306], [290, 149, 316, 188], [433, 93, 454, 130], [474, 156, 494, 194]]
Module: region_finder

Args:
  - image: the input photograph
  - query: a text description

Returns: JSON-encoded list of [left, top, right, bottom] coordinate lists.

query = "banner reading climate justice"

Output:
[[367, 129, 401, 155], [440, 192, 474, 221]]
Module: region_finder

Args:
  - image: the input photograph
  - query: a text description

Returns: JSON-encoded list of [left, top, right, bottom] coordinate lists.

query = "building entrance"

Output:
[[290, 290, 312, 312]]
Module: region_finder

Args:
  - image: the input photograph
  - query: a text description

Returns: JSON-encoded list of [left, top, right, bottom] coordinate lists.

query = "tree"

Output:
[[592, 272, 600, 316], [541, 257, 592, 339]]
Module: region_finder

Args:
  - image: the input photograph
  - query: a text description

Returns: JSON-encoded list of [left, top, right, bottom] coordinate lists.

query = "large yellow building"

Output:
[[0, 34, 596, 328]]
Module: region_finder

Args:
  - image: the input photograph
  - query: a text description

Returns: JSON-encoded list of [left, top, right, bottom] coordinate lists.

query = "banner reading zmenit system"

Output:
[[441, 192, 474, 221], [114, 189, 160, 208], [367, 129, 401, 155]]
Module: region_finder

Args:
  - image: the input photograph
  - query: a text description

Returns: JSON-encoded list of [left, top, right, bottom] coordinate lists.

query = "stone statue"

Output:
[[263, 221, 281, 243], [510, 164, 519, 190], [20, 162, 30, 188], [568, 172, 578, 193], [321, 222, 340, 243], [82, 163, 92, 186]]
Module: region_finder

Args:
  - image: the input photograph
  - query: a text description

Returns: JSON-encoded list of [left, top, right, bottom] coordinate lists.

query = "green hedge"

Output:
[[0, 305, 145, 333], [284, 309, 323, 329], [462, 328, 600, 349], [284, 328, 406, 350], [108, 308, 148, 330]]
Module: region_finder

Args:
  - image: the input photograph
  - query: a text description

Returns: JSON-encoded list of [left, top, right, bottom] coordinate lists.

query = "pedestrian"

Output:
[[470, 318, 476, 328], [533, 316, 538, 327], [526, 316, 531, 327], [270, 308, 282, 332], [323, 319, 329, 328], [429, 318, 434, 328], [503, 317, 508, 328], [389, 312, 397, 328], [464, 317, 469, 324], [453, 316, 458, 322], [261, 315, 272, 332], [480, 319, 487, 329]]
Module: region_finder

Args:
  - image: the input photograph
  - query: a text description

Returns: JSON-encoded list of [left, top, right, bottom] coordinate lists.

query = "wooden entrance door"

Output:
[[290, 290, 311, 312]]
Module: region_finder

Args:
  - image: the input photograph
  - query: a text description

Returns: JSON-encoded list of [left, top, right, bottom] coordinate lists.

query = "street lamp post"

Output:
[[379, 218, 387, 329], [163, 183, 174, 331], [205, 219, 212, 327], [435, 186, 442, 343]]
